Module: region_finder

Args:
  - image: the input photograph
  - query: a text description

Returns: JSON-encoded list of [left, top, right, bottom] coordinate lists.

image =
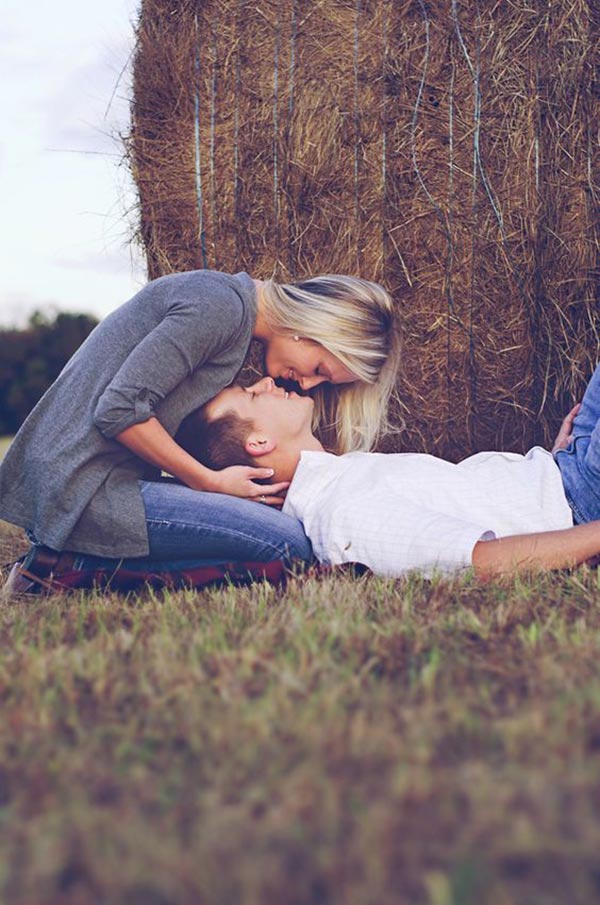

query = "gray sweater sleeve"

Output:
[[93, 277, 247, 438]]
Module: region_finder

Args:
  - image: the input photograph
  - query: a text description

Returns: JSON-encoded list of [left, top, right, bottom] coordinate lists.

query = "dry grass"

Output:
[[128, 0, 599, 460], [2, 521, 600, 904]]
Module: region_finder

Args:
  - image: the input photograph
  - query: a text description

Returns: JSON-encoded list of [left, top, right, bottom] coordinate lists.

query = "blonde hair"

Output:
[[261, 275, 401, 452]]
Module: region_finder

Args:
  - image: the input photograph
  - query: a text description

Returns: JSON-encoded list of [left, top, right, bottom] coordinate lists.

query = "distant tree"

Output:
[[0, 311, 98, 434]]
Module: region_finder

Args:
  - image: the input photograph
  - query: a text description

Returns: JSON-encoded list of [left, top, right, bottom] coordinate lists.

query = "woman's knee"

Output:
[[141, 482, 312, 564], [276, 517, 313, 563]]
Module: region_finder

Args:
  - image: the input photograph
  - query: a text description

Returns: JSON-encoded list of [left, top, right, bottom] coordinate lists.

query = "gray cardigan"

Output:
[[0, 270, 257, 556]]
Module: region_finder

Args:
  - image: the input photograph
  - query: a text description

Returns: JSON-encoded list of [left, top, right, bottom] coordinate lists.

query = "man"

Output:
[[187, 370, 600, 579]]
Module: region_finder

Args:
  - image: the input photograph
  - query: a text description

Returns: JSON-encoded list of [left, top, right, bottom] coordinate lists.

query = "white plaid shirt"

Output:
[[283, 448, 573, 577]]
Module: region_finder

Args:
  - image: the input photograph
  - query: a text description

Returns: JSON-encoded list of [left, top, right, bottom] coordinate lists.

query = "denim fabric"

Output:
[[555, 362, 600, 524], [68, 481, 313, 572]]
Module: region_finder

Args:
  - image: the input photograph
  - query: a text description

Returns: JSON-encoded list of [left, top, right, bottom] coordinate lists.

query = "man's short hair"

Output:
[[176, 406, 255, 470]]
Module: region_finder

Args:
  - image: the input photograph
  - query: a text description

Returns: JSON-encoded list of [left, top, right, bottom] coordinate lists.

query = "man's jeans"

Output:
[[555, 362, 600, 524], [65, 481, 313, 572]]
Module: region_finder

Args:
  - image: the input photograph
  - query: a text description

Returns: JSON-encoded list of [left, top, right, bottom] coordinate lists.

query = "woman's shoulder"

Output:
[[125, 269, 253, 327], [134, 270, 256, 349], [146, 269, 255, 306], [108, 270, 256, 347]]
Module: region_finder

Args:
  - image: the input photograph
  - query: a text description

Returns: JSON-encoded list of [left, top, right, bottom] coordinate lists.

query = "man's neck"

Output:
[[272, 435, 324, 483]]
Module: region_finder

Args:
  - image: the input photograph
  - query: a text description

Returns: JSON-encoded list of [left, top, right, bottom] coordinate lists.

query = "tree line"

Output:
[[0, 311, 99, 435]]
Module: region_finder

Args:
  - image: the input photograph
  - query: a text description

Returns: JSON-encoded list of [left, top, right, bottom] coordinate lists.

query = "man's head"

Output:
[[178, 377, 324, 482]]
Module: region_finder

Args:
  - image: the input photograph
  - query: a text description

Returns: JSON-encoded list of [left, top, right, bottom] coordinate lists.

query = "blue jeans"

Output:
[[68, 481, 313, 572], [555, 362, 600, 524]]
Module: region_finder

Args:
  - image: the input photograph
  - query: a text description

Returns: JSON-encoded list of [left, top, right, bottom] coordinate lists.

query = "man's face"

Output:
[[205, 376, 316, 445]]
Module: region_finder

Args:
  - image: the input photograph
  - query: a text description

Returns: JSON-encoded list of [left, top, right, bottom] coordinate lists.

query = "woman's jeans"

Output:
[[555, 362, 600, 524], [59, 481, 313, 572]]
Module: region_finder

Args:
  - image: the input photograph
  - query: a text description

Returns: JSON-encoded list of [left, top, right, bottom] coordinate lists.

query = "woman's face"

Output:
[[263, 335, 358, 391]]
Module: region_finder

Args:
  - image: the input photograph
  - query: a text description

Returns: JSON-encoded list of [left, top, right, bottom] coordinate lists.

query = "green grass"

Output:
[[1, 524, 600, 904]]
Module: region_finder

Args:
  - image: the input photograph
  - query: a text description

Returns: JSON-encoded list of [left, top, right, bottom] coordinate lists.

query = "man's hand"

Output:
[[552, 403, 581, 453]]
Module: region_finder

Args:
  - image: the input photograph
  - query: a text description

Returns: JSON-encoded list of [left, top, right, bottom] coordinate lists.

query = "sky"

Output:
[[0, 0, 145, 328]]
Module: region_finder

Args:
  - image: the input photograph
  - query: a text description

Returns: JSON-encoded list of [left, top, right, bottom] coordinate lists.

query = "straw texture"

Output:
[[128, 0, 599, 457]]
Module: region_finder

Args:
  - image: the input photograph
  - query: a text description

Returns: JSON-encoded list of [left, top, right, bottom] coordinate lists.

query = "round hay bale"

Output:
[[128, 0, 599, 458]]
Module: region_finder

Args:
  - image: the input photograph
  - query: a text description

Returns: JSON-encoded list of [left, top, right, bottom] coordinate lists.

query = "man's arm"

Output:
[[472, 520, 600, 578]]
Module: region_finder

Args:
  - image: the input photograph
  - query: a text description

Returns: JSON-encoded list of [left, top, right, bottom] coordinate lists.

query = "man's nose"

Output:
[[298, 374, 327, 391], [251, 376, 275, 393]]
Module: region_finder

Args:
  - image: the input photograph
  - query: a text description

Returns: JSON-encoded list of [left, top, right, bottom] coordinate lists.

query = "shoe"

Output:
[[1, 545, 77, 602], [1, 560, 38, 600]]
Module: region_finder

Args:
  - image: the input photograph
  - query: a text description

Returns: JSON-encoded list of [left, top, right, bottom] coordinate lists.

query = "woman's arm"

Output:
[[472, 519, 600, 578], [93, 287, 244, 441], [117, 418, 289, 505]]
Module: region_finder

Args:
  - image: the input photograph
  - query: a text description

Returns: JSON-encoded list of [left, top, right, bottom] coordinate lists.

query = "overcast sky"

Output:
[[0, 0, 145, 327]]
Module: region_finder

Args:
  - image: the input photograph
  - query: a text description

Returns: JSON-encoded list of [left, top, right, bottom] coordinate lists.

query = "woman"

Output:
[[0, 269, 400, 594]]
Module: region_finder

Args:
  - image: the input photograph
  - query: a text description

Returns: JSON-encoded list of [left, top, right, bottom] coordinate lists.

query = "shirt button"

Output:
[[138, 388, 149, 401]]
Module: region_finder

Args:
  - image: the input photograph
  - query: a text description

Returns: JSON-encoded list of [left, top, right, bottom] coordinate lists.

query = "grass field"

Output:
[[1, 522, 600, 905]]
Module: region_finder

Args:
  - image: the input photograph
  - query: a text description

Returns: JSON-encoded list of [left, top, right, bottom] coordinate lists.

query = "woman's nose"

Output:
[[298, 374, 327, 391]]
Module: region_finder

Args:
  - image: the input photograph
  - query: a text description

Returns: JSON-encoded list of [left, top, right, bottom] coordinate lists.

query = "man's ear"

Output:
[[244, 432, 277, 458]]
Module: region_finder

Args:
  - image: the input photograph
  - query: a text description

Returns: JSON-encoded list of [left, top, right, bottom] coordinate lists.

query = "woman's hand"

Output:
[[116, 419, 289, 504], [209, 465, 290, 507], [552, 403, 581, 453]]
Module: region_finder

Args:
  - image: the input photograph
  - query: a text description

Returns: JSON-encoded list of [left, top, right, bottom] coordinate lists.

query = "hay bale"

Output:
[[128, 0, 599, 458]]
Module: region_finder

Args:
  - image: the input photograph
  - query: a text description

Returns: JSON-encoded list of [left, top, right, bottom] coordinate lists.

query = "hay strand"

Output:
[[128, 0, 600, 457]]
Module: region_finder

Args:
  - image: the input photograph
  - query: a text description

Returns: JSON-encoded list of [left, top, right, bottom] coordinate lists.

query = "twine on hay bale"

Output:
[[128, 0, 600, 459]]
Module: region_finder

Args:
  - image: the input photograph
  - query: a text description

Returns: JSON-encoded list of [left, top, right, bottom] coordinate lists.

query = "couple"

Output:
[[1, 268, 399, 595], [1, 267, 597, 594]]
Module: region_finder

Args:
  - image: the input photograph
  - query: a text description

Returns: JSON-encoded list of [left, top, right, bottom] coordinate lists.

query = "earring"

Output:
[[293, 335, 300, 342]]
